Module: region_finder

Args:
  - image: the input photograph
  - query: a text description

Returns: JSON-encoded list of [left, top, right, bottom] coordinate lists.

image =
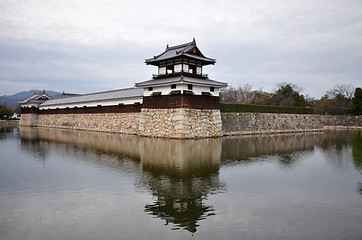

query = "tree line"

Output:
[[221, 83, 362, 115]]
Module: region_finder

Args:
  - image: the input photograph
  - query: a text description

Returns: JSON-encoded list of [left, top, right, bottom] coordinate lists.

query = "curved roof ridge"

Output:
[[75, 87, 140, 97], [166, 40, 194, 51], [145, 39, 215, 65], [147, 40, 195, 61]]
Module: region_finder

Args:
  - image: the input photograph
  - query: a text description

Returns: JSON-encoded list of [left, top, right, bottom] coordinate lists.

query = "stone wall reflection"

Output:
[[221, 132, 356, 168], [20, 126, 142, 161], [139, 138, 224, 232], [19, 126, 225, 233], [140, 138, 221, 177], [19, 127, 362, 230], [0, 127, 16, 139], [221, 133, 319, 160], [350, 130, 362, 195], [19, 127, 222, 175]]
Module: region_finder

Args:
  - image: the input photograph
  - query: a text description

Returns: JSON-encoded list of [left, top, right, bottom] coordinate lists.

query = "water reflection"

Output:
[[221, 134, 320, 168], [350, 130, 362, 170], [350, 130, 362, 195], [19, 127, 225, 232], [221, 131, 358, 169], [0, 127, 16, 139], [139, 138, 224, 232], [141, 172, 223, 232], [18, 127, 362, 233]]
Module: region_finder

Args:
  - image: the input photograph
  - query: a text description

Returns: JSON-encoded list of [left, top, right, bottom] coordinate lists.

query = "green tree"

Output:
[[272, 83, 307, 107], [293, 94, 307, 107], [0, 105, 13, 119], [351, 87, 362, 115]]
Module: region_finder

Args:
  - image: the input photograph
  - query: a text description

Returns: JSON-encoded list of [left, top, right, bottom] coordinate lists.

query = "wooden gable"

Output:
[[36, 94, 51, 100], [186, 46, 205, 58], [38, 95, 50, 100]]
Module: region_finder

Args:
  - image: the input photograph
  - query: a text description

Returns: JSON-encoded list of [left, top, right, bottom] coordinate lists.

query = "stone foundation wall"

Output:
[[19, 113, 38, 126], [221, 112, 362, 135], [20, 111, 362, 139], [30, 113, 141, 134], [321, 115, 362, 127], [20, 108, 222, 138], [139, 108, 222, 139], [0, 120, 19, 127]]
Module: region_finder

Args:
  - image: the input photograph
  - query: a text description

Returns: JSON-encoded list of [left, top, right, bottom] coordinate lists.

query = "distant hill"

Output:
[[0, 90, 62, 109]]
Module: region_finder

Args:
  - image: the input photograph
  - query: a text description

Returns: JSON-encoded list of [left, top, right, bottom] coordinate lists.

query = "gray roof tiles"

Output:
[[183, 53, 216, 63], [19, 92, 51, 104], [135, 76, 227, 88], [40, 88, 143, 107], [145, 39, 215, 65]]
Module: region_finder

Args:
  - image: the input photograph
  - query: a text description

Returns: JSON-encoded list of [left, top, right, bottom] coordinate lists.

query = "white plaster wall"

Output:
[[143, 85, 173, 96], [22, 103, 39, 108], [189, 85, 220, 96], [143, 84, 220, 97]]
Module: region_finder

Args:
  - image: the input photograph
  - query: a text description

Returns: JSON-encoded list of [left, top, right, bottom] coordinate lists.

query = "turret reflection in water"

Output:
[[138, 138, 225, 232], [19, 127, 226, 233]]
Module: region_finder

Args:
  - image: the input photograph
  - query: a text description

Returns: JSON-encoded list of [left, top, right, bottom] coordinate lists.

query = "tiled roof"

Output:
[[135, 75, 227, 88], [145, 39, 215, 65], [19, 91, 51, 104], [40, 88, 143, 107], [61, 92, 83, 98]]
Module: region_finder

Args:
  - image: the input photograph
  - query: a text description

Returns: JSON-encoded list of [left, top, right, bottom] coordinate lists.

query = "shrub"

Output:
[[220, 103, 314, 114]]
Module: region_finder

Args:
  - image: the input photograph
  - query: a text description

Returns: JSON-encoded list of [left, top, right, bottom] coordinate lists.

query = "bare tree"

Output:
[[326, 84, 355, 99], [221, 84, 254, 103], [220, 86, 237, 103], [236, 84, 253, 103]]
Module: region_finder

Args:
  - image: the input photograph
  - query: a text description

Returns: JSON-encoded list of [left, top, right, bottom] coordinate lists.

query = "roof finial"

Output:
[[192, 37, 196, 44], [166, 44, 169, 49]]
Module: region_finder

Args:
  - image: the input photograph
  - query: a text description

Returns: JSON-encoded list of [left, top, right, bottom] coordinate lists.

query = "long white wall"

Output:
[[143, 84, 220, 97]]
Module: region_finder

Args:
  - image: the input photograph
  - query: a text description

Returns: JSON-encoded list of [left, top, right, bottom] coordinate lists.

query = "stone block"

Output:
[[172, 115, 186, 121]]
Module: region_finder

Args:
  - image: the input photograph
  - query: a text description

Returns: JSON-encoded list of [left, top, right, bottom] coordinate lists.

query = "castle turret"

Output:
[[136, 39, 227, 138]]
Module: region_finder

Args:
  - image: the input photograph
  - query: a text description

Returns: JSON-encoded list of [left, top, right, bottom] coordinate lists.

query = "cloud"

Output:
[[1, 0, 362, 97]]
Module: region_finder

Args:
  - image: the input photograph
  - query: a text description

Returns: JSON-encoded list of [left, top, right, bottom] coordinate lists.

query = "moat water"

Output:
[[0, 127, 361, 240]]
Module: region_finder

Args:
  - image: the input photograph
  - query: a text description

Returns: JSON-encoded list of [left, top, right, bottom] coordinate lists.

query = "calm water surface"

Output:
[[0, 127, 361, 240]]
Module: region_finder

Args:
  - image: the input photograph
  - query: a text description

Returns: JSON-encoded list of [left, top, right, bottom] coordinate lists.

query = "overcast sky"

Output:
[[1, 0, 361, 98]]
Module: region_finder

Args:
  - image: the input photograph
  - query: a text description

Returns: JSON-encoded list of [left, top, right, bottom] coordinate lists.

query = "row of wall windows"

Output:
[[148, 85, 214, 92], [158, 64, 202, 75]]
